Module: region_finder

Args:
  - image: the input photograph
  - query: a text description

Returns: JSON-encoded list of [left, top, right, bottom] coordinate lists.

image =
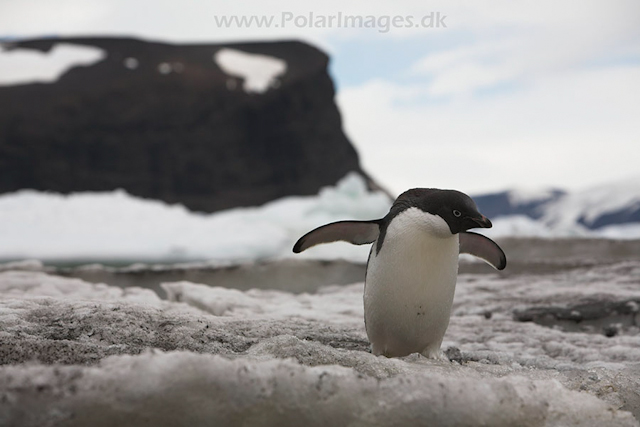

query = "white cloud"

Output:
[[407, 2, 640, 97], [334, 1, 640, 194], [338, 64, 640, 195]]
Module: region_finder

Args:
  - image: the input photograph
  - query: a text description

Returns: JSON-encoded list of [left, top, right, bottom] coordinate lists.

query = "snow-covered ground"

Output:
[[1, 258, 639, 426], [1, 173, 639, 265]]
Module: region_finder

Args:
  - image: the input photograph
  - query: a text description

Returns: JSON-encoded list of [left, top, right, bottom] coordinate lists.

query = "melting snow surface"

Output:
[[0, 43, 105, 86], [1, 262, 639, 425], [214, 48, 287, 93]]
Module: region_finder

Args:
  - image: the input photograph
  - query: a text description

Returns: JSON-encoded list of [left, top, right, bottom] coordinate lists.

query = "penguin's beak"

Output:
[[471, 215, 492, 228]]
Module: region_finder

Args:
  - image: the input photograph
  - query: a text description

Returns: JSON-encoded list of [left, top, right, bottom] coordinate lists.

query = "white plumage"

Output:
[[364, 208, 459, 358]]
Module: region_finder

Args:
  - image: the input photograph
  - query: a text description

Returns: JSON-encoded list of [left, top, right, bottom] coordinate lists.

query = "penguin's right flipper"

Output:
[[293, 220, 381, 253], [459, 231, 507, 270]]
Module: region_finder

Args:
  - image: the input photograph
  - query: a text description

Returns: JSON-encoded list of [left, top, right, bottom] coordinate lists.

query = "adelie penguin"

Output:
[[293, 188, 506, 359]]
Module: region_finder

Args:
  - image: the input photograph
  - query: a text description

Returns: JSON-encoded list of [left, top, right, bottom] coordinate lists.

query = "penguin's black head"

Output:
[[391, 188, 492, 235]]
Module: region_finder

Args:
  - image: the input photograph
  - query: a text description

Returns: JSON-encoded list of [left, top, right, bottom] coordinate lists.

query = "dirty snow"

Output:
[[1, 258, 640, 425]]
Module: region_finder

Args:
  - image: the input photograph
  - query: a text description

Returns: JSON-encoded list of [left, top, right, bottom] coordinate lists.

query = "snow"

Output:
[[482, 177, 640, 239], [2, 351, 637, 427], [214, 48, 287, 93], [2, 173, 640, 265], [0, 173, 390, 263], [0, 43, 105, 86], [2, 172, 640, 266], [482, 214, 640, 240], [481, 215, 561, 238], [507, 187, 559, 205], [0, 270, 160, 305], [479, 215, 592, 239], [1, 259, 640, 425], [543, 176, 640, 228], [596, 223, 640, 239], [161, 281, 364, 325]]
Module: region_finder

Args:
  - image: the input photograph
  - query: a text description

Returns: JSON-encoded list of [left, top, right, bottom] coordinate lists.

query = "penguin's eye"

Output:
[[452, 209, 462, 218]]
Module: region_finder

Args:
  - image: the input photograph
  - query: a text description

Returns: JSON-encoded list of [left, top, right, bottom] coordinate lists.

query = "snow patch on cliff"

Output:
[[214, 48, 286, 93], [0, 43, 105, 86]]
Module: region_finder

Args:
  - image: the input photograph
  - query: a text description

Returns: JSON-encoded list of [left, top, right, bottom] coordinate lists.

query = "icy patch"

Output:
[[0, 43, 105, 86], [214, 48, 286, 93]]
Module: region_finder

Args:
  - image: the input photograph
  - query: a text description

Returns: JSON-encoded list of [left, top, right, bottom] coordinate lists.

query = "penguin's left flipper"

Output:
[[293, 220, 381, 253], [459, 231, 507, 270]]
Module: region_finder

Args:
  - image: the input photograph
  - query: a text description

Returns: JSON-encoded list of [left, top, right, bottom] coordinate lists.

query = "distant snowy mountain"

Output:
[[544, 179, 640, 229], [473, 188, 566, 220], [474, 177, 640, 239]]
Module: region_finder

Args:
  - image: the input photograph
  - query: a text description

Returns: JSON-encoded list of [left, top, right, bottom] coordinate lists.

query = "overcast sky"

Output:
[[1, 0, 639, 196]]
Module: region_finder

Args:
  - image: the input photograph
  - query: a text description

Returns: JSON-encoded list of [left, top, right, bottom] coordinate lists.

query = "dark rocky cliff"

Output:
[[0, 37, 373, 212]]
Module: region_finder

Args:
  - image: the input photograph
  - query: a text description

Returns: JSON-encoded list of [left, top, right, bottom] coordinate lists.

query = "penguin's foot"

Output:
[[420, 348, 448, 361]]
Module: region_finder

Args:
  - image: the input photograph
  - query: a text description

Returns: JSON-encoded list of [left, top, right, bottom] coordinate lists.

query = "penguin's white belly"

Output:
[[364, 209, 459, 358]]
